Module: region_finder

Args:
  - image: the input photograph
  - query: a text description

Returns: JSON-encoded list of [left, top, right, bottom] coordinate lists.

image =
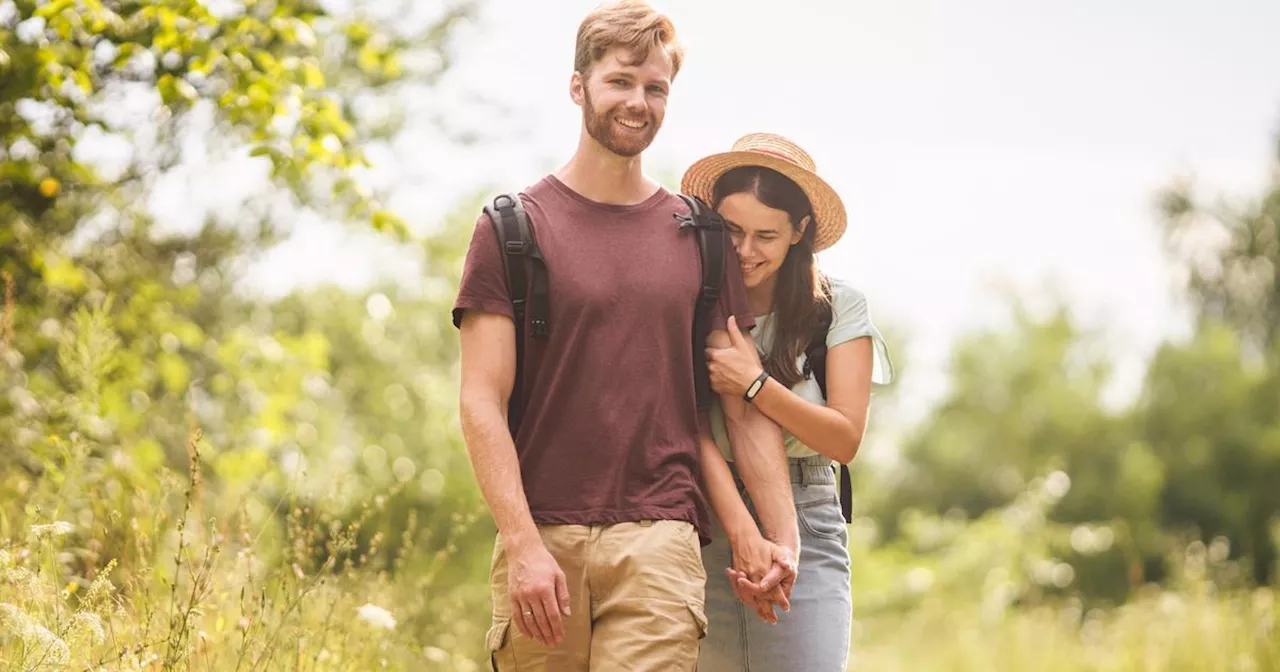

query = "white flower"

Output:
[[0, 2, 18, 28], [15, 16, 44, 43], [0, 603, 70, 665], [30, 521, 74, 540], [71, 611, 105, 645], [356, 603, 396, 630]]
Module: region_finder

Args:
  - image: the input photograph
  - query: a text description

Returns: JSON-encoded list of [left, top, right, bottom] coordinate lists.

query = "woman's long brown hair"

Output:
[[712, 166, 830, 389]]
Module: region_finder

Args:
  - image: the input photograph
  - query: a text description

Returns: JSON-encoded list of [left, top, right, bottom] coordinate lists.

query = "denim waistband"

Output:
[[731, 454, 836, 487]]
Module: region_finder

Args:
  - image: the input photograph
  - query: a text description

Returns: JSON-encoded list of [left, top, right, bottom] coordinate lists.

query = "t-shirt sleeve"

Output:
[[710, 240, 756, 334], [827, 281, 894, 386], [451, 211, 515, 329]]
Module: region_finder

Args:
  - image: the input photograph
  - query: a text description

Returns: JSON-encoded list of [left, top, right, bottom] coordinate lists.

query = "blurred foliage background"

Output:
[[1, 0, 1278, 669]]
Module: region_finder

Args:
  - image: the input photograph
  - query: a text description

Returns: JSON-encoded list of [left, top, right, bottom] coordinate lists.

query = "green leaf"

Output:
[[156, 352, 190, 392], [302, 61, 324, 89], [132, 438, 166, 473], [43, 257, 86, 291], [371, 210, 410, 241], [35, 0, 74, 19]]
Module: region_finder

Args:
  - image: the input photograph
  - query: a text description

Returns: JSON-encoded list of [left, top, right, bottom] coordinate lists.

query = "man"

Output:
[[453, 2, 799, 669]]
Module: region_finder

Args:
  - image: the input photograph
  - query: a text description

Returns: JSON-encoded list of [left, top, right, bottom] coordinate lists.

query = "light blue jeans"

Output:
[[699, 454, 852, 672]]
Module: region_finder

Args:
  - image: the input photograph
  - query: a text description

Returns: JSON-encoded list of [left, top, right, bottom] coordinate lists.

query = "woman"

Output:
[[682, 133, 894, 671]]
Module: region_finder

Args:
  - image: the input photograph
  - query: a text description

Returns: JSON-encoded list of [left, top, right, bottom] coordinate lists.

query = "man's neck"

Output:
[[554, 133, 660, 206]]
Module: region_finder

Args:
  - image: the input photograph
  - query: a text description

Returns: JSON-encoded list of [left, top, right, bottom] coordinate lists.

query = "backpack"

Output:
[[801, 276, 855, 524], [484, 192, 853, 525], [482, 191, 726, 438]]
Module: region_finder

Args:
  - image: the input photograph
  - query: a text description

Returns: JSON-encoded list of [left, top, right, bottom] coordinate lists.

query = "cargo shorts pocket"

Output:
[[688, 600, 709, 640], [486, 618, 514, 671]]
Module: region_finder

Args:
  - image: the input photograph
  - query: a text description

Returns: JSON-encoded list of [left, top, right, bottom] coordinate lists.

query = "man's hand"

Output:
[[728, 534, 797, 623], [508, 541, 571, 647]]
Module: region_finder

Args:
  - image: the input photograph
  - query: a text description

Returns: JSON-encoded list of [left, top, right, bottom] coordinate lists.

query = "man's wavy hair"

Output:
[[574, 1, 684, 78]]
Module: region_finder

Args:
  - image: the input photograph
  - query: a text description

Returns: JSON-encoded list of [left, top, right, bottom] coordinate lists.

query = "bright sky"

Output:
[[225, 0, 1280, 442]]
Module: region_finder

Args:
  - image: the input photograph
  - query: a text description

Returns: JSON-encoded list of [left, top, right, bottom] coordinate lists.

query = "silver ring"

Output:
[[523, 609, 533, 616]]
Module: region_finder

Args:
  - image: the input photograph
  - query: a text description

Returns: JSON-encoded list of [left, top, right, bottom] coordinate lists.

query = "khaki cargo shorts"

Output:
[[486, 519, 708, 671]]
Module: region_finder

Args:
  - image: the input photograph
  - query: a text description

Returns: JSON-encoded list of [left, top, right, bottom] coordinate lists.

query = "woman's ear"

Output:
[[792, 215, 811, 246]]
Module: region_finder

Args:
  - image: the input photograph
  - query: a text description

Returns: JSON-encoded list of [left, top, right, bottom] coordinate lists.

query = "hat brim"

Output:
[[681, 151, 847, 252]]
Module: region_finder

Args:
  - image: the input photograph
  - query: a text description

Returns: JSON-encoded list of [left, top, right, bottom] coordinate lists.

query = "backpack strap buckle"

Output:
[[673, 210, 724, 232]]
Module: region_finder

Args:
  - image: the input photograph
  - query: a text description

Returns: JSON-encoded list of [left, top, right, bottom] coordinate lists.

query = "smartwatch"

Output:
[[743, 370, 770, 403]]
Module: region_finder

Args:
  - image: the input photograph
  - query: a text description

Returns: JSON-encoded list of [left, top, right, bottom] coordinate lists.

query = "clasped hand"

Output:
[[727, 533, 798, 624]]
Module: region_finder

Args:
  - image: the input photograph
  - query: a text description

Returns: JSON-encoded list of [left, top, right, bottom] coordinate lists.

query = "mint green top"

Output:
[[709, 277, 894, 460]]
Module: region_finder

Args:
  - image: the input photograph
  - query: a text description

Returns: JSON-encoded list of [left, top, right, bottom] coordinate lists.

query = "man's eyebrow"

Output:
[[600, 66, 669, 87]]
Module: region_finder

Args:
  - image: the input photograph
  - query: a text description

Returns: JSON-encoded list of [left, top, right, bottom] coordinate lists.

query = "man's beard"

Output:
[[583, 88, 659, 158]]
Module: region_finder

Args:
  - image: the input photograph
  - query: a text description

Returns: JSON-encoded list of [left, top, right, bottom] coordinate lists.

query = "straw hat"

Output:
[[681, 133, 846, 252]]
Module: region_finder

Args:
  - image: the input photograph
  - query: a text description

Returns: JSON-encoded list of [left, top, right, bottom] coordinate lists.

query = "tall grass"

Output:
[[0, 428, 487, 671]]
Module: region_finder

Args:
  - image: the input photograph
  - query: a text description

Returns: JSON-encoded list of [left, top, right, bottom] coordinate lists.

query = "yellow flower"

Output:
[[39, 178, 60, 197]]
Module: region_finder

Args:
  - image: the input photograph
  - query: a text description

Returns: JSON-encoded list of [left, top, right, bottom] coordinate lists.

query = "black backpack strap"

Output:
[[838, 462, 853, 524], [675, 194, 725, 412], [483, 193, 549, 436], [804, 276, 853, 523]]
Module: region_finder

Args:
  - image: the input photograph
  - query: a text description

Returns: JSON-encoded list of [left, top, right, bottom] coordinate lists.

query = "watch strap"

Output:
[[743, 370, 770, 402]]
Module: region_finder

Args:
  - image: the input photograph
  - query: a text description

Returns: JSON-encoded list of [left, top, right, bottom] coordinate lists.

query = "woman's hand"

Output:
[[728, 532, 795, 623], [707, 316, 765, 398]]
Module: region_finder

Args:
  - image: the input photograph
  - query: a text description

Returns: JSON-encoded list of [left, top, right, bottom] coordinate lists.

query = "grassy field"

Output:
[[3, 452, 1277, 671]]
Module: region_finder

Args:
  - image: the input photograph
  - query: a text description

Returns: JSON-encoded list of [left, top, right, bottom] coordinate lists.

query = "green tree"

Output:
[[1158, 128, 1280, 352], [1136, 319, 1280, 585], [873, 300, 1162, 600], [0, 0, 476, 563], [1145, 123, 1280, 583]]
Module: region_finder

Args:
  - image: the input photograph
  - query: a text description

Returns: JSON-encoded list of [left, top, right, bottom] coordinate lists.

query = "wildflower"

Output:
[[70, 611, 106, 646], [30, 521, 74, 540], [356, 603, 397, 630], [0, 603, 70, 665], [39, 177, 60, 198], [3, 566, 38, 598]]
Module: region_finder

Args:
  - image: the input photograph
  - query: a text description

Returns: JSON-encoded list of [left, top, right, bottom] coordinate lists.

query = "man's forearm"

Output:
[[460, 397, 540, 551], [722, 396, 798, 549], [698, 419, 761, 548]]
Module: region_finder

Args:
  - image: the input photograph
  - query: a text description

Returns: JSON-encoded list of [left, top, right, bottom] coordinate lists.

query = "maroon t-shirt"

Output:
[[452, 175, 754, 542]]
